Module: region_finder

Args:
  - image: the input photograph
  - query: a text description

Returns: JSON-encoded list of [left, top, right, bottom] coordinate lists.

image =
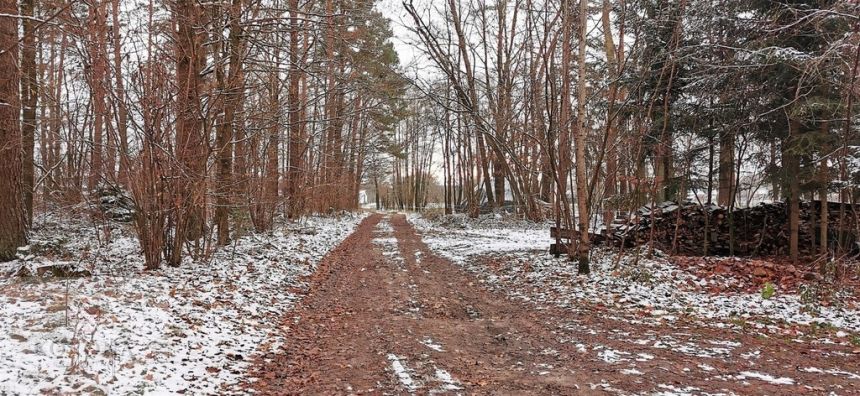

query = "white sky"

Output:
[[376, 0, 450, 184], [376, 0, 443, 82], [377, 0, 419, 66]]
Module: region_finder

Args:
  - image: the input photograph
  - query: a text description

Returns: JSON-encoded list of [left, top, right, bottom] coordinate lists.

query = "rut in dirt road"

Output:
[[247, 213, 600, 394]]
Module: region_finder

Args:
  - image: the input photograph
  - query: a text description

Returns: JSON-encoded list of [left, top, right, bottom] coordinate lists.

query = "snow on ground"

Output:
[[735, 371, 794, 385], [0, 212, 365, 395], [409, 213, 860, 335], [409, 213, 548, 256], [420, 338, 444, 352], [433, 368, 462, 391], [387, 353, 418, 392]]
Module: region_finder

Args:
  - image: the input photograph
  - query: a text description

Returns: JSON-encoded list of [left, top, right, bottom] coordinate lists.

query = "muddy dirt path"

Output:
[[247, 214, 860, 395]]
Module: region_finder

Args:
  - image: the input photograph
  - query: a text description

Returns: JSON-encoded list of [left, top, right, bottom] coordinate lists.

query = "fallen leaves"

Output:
[[670, 256, 856, 296], [84, 305, 104, 316]]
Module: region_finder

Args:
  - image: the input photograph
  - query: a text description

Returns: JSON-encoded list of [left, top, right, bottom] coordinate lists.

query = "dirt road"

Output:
[[247, 214, 860, 395]]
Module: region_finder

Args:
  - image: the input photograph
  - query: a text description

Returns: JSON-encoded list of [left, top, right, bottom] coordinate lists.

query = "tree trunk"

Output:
[[171, 0, 207, 265], [819, 122, 829, 256], [287, 0, 305, 219], [476, 128, 494, 207], [262, 51, 281, 231], [0, 0, 28, 260], [766, 142, 778, 201], [786, 120, 801, 262], [601, 0, 619, 227], [322, 0, 337, 189], [558, 0, 573, 241], [573, 0, 590, 274], [21, 0, 37, 225], [718, 130, 735, 206], [214, 0, 242, 244], [111, 0, 129, 186], [88, 0, 108, 192], [50, 30, 66, 195]]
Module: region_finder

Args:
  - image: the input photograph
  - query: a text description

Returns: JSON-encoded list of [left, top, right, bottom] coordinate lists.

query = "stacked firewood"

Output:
[[97, 184, 136, 223], [605, 201, 858, 257]]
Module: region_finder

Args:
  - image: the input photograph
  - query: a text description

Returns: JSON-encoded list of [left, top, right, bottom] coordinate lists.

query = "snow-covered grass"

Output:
[[0, 212, 365, 395], [409, 213, 860, 334]]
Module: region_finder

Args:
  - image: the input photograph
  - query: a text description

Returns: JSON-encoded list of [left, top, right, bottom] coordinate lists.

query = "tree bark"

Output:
[[718, 130, 735, 206], [213, 0, 243, 244], [88, 0, 108, 192], [0, 0, 28, 260], [818, 121, 829, 256], [558, 0, 573, 238], [171, 0, 207, 265], [786, 119, 801, 262], [21, 0, 37, 225], [262, 49, 281, 231], [111, 0, 129, 186], [601, 0, 619, 226], [573, 0, 590, 274], [287, 0, 305, 219]]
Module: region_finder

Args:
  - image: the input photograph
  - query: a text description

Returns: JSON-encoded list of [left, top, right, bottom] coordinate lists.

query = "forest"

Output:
[[0, 0, 859, 394], [1, 0, 858, 268]]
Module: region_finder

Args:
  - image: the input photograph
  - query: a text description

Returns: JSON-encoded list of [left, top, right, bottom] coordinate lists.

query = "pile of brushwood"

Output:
[[607, 201, 859, 257]]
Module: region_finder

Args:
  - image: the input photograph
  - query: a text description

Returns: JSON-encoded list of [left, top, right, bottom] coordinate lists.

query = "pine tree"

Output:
[[0, 0, 29, 261], [742, 0, 849, 260]]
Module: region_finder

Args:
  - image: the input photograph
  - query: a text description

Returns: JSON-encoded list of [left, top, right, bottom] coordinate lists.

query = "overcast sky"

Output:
[[377, 0, 416, 64], [376, 0, 443, 83], [374, 0, 451, 184]]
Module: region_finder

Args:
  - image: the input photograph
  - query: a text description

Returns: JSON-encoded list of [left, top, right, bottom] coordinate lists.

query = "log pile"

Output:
[[600, 201, 859, 257], [97, 184, 136, 223]]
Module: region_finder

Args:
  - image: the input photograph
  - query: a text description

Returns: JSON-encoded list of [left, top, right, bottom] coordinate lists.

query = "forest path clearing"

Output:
[[247, 214, 860, 395]]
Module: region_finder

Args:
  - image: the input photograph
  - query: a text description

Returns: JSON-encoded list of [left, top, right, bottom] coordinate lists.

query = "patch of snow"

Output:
[[654, 384, 701, 396], [596, 347, 630, 363], [800, 367, 860, 380], [433, 368, 462, 391], [0, 212, 366, 394], [636, 353, 654, 361], [736, 371, 794, 385], [420, 338, 444, 352], [652, 338, 734, 358], [387, 353, 418, 392]]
